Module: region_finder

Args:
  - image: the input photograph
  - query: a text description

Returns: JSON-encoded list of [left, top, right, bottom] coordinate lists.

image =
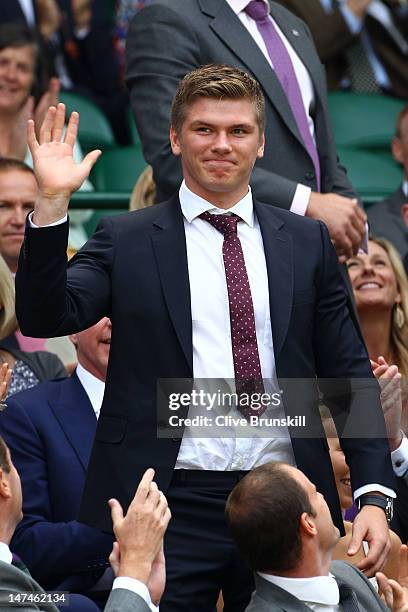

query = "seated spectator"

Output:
[[0, 432, 170, 611], [0, 21, 94, 259], [0, 252, 65, 396], [275, 0, 408, 97], [0, 1, 129, 144], [0, 318, 115, 607], [225, 462, 407, 611], [347, 237, 408, 426], [320, 397, 402, 572], [368, 105, 408, 260]]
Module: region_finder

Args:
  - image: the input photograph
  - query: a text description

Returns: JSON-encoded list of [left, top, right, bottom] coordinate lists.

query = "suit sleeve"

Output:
[[314, 221, 395, 494], [105, 588, 152, 612], [0, 395, 113, 587], [126, 5, 314, 208], [15, 217, 114, 339]]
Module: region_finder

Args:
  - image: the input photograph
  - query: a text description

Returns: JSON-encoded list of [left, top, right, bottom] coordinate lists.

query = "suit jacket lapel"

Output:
[[269, 2, 328, 110], [50, 373, 97, 471], [150, 196, 193, 374], [255, 202, 293, 358], [198, 0, 303, 147]]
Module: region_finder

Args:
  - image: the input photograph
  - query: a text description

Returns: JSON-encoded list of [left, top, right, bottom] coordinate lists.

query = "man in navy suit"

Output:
[[15, 65, 395, 610], [0, 318, 114, 603]]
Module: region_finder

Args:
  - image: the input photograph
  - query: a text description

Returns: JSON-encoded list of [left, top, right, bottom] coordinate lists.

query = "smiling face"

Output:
[[170, 96, 265, 208], [0, 45, 34, 115], [70, 318, 112, 382], [347, 240, 401, 314]]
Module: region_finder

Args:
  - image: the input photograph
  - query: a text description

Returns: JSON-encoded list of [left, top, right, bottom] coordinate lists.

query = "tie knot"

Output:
[[245, 0, 269, 22], [199, 211, 239, 237]]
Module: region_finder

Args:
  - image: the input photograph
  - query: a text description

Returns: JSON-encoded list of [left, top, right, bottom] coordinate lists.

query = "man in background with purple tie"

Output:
[[16, 65, 396, 611], [126, 0, 366, 264]]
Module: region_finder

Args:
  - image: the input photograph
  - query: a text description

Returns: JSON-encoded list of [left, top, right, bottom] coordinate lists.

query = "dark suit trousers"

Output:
[[161, 470, 254, 612]]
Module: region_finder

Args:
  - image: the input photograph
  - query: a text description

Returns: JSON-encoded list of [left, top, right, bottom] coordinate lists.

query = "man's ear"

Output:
[[392, 137, 404, 165], [69, 334, 78, 347], [0, 468, 11, 500], [170, 126, 181, 157], [257, 133, 265, 159], [300, 512, 317, 537], [402, 204, 408, 228]]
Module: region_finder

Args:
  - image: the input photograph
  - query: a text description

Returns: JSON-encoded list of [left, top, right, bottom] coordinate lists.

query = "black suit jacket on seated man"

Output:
[[15, 193, 394, 533]]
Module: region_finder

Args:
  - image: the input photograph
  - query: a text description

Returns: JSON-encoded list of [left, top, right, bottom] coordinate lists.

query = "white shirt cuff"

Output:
[[391, 435, 408, 477], [112, 577, 158, 612], [353, 484, 396, 501], [339, 4, 363, 33], [289, 184, 311, 216], [28, 211, 68, 228]]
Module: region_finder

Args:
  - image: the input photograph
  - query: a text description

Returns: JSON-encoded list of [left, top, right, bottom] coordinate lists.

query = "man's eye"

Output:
[[346, 261, 359, 268], [232, 128, 245, 134], [197, 127, 211, 133]]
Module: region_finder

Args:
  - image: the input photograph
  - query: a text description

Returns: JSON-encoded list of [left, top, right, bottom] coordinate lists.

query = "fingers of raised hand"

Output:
[[51, 103, 66, 143], [63, 110, 79, 149], [39, 106, 57, 144]]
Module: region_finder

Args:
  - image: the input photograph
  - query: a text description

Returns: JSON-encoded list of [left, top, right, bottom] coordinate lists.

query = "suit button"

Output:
[[304, 171, 315, 181], [171, 437, 181, 442]]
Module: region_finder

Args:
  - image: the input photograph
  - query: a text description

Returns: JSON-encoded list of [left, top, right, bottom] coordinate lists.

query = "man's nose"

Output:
[[11, 206, 27, 225], [211, 132, 232, 153]]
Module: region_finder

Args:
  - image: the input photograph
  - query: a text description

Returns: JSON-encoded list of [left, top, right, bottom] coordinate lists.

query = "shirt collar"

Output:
[[402, 180, 408, 198], [257, 572, 340, 606], [225, 0, 270, 15], [0, 542, 12, 565], [179, 180, 255, 227], [75, 363, 105, 418]]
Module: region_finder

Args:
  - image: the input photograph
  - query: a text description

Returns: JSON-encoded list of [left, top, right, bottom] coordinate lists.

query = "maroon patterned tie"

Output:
[[200, 212, 265, 418]]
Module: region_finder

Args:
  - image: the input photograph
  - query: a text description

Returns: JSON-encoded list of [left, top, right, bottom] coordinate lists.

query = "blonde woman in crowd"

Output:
[[347, 237, 408, 428], [0, 254, 65, 397]]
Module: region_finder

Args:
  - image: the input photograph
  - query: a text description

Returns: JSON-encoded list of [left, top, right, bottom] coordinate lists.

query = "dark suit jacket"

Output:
[[245, 561, 387, 611], [15, 196, 394, 533], [367, 185, 408, 258], [0, 561, 149, 612], [0, 374, 113, 592], [275, 0, 408, 98], [125, 0, 356, 204]]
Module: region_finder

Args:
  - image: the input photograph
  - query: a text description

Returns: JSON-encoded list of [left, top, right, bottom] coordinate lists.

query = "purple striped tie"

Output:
[[245, 0, 321, 189]]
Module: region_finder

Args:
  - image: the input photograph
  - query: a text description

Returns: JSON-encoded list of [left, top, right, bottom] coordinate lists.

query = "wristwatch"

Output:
[[357, 494, 394, 522]]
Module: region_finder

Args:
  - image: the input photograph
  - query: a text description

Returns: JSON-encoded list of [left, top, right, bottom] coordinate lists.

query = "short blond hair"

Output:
[[171, 64, 265, 135]]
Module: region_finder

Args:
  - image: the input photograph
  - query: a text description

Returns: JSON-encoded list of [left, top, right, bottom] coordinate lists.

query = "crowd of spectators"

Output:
[[0, 1, 407, 611]]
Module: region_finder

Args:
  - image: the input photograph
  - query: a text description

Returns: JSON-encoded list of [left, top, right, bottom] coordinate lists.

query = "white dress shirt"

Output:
[[0, 542, 12, 565], [258, 572, 341, 612], [225, 0, 314, 215], [403, 180, 408, 198], [75, 363, 105, 420], [17, 0, 36, 26], [175, 181, 295, 471]]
